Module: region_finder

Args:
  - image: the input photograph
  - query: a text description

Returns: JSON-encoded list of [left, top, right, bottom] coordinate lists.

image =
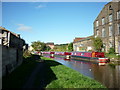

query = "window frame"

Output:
[[102, 28, 105, 37], [96, 20, 99, 27], [102, 18, 105, 25], [109, 25, 112, 37], [117, 23, 120, 35], [96, 29, 99, 36], [109, 14, 112, 22], [117, 10, 120, 20]]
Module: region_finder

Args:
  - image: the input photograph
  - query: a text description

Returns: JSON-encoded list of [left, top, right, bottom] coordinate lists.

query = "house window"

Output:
[[109, 14, 112, 22], [96, 20, 99, 27], [0, 39, 1, 44], [117, 23, 120, 35], [117, 11, 120, 20], [2, 31, 7, 38], [109, 42, 112, 48], [109, 25, 112, 36], [102, 18, 105, 25], [102, 28, 105, 37], [74, 45, 77, 51], [96, 29, 99, 36]]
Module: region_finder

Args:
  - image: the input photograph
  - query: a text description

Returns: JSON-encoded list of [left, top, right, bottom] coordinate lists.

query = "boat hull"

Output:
[[54, 54, 71, 59], [71, 55, 99, 63]]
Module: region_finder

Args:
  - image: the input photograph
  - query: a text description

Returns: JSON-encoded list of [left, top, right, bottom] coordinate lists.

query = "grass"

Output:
[[3, 56, 106, 88], [3, 55, 39, 88], [41, 57, 106, 88], [105, 53, 120, 60]]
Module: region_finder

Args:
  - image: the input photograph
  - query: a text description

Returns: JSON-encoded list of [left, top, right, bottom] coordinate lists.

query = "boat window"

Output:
[[81, 53, 84, 56], [75, 53, 76, 55]]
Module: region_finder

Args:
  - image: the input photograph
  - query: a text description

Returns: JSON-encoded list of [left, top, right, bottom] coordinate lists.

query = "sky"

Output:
[[2, 2, 108, 45]]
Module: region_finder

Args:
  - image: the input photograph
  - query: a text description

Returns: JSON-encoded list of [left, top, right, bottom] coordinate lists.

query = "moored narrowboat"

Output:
[[54, 52, 71, 59], [71, 51, 109, 65]]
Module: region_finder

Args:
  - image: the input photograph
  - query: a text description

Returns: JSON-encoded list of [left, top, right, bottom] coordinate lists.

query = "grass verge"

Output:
[[41, 57, 106, 88], [3, 56, 107, 88], [105, 53, 120, 60]]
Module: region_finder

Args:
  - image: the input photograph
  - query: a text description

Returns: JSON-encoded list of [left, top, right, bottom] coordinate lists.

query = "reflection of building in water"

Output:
[[115, 65, 120, 87], [53, 57, 120, 88], [91, 64, 120, 88]]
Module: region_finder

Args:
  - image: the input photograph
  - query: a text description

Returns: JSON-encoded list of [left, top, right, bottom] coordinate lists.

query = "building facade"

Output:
[[46, 42, 55, 49], [0, 27, 27, 76], [73, 36, 94, 51], [94, 1, 120, 54]]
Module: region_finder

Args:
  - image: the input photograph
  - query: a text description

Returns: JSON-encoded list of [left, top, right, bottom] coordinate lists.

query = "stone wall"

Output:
[[0, 28, 26, 77], [1, 45, 23, 76], [73, 38, 94, 51]]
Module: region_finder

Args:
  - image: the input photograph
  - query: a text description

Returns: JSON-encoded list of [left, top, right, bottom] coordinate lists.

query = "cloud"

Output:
[[35, 4, 46, 9], [17, 24, 32, 31]]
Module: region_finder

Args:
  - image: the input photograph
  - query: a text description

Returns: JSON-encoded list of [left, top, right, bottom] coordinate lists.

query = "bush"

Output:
[[118, 55, 120, 59], [108, 48, 115, 54], [23, 50, 32, 58]]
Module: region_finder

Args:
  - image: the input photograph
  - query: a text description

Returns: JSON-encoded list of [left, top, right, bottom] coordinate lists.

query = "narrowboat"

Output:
[[41, 51, 54, 57], [54, 52, 71, 59], [71, 52, 109, 65], [41, 51, 50, 56]]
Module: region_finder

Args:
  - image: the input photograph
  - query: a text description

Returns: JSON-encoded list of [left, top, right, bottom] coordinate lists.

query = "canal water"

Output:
[[45, 56, 120, 88], [54, 57, 120, 88]]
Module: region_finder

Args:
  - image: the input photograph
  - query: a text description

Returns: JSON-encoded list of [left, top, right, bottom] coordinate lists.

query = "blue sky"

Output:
[[2, 2, 108, 45]]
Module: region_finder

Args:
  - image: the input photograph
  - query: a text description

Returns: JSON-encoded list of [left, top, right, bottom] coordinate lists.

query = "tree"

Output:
[[68, 42, 73, 51], [31, 41, 46, 51], [108, 47, 115, 54], [91, 37, 103, 52], [50, 44, 68, 52], [45, 46, 51, 51], [23, 50, 31, 58]]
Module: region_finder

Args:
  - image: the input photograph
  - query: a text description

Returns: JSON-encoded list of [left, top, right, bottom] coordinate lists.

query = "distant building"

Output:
[[0, 27, 27, 76], [46, 42, 54, 49], [73, 36, 94, 51], [93, 1, 120, 54], [28, 46, 34, 51], [73, 37, 85, 43]]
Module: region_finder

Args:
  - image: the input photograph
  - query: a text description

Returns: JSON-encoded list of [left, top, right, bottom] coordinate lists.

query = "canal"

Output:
[[45, 56, 120, 88]]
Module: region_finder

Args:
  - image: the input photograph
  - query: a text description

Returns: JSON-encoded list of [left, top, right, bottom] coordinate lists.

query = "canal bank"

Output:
[[2, 55, 106, 88], [41, 57, 106, 88], [48, 56, 120, 88]]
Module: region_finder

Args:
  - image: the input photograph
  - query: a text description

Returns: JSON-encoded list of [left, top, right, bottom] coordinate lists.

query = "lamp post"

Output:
[[109, 5, 115, 53]]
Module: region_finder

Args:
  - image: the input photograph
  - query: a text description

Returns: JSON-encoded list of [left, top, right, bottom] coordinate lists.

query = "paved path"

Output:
[[23, 61, 45, 88], [22, 60, 57, 88]]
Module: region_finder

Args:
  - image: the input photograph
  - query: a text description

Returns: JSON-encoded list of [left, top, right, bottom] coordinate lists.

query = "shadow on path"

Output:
[[23, 58, 61, 88]]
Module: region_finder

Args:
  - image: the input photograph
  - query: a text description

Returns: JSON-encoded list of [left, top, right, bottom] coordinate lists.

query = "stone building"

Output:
[[94, 1, 120, 54], [0, 27, 27, 76], [73, 37, 85, 43], [73, 36, 94, 51], [46, 42, 54, 49], [28, 46, 34, 51]]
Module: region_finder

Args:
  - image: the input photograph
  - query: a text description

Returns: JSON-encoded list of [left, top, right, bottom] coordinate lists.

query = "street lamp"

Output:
[[109, 5, 115, 53]]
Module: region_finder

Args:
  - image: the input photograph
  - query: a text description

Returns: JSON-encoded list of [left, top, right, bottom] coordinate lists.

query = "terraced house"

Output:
[[94, 1, 120, 54], [73, 36, 94, 52]]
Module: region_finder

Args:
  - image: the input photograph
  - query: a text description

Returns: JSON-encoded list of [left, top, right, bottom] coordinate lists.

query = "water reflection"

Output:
[[44, 55, 120, 88]]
